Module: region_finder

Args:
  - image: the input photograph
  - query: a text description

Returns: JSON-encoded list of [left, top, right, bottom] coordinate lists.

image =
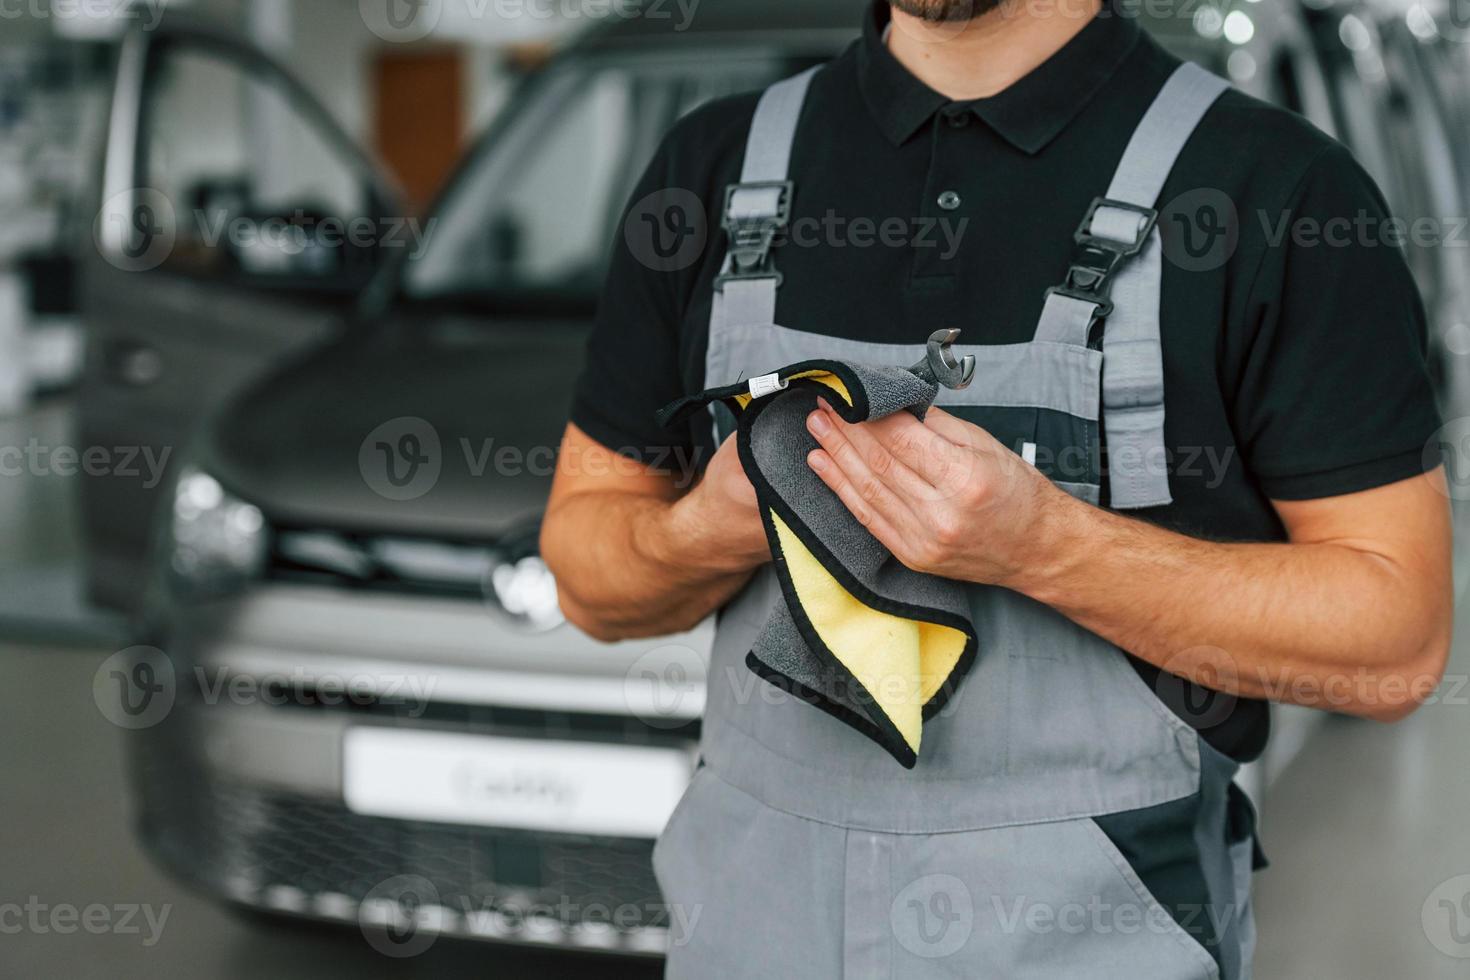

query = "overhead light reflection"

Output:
[[1223, 10, 1256, 45], [1193, 5, 1225, 39], [1228, 49, 1258, 82], [1339, 14, 1372, 52], [1406, 3, 1438, 40]]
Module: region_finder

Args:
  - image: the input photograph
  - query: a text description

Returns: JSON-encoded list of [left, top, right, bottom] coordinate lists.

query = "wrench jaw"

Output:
[[949, 354, 977, 390], [916, 328, 976, 391]]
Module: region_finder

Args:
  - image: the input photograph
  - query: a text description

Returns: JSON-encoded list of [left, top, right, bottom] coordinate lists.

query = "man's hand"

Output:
[[674, 430, 768, 570], [805, 400, 1067, 586], [804, 400, 1451, 722]]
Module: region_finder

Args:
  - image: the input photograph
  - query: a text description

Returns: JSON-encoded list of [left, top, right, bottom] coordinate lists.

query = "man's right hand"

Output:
[[667, 432, 769, 572], [542, 423, 769, 642]]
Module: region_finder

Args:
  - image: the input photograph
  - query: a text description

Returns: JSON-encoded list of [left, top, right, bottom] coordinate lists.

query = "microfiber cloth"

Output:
[[658, 360, 978, 768]]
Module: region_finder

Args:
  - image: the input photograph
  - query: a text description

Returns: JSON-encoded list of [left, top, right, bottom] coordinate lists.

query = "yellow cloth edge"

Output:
[[732, 370, 853, 411], [770, 511, 967, 755]]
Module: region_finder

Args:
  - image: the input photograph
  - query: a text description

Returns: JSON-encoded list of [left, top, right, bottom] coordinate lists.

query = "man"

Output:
[[543, 0, 1452, 975]]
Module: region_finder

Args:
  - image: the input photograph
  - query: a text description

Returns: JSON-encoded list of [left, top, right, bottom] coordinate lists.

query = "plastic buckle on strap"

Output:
[[714, 180, 794, 290], [1044, 283, 1115, 320], [1075, 196, 1158, 256], [1044, 198, 1160, 321]]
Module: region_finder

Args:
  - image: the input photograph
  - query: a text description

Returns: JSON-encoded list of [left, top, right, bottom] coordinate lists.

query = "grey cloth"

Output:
[[660, 359, 977, 768]]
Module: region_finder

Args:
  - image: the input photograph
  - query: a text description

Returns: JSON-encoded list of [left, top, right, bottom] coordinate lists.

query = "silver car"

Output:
[[82, 2, 852, 957]]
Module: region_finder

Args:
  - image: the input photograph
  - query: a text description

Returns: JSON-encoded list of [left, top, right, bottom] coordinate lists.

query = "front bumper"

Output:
[[127, 583, 710, 955]]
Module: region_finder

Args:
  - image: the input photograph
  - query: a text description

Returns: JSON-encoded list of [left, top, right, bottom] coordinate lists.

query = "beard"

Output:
[[888, 0, 1007, 23]]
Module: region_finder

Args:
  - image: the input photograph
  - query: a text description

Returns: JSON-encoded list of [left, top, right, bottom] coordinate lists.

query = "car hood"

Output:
[[203, 319, 591, 540]]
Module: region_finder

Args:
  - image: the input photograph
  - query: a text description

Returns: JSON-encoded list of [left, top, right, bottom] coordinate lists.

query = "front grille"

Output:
[[255, 686, 701, 747], [268, 527, 531, 599], [134, 766, 671, 954], [266, 525, 568, 631]]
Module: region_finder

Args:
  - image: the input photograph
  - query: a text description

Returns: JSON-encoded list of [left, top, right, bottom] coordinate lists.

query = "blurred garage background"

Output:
[[1, 0, 1469, 976]]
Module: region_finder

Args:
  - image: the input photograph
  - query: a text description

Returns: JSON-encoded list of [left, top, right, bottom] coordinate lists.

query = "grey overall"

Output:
[[653, 63, 1260, 978]]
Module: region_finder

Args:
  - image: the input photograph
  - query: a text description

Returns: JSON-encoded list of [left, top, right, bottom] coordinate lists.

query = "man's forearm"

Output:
[[1010, 493, 1452, 721], [544, 491, 757, 642]]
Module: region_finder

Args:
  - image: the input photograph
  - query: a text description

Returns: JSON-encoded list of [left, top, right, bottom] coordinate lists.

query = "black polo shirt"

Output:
[[570, 2, 1442, 761]]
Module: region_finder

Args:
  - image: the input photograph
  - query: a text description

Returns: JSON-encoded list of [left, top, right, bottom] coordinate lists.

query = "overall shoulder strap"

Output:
[[710, 66, 820, 337], [1034, 61, 1229, 509]]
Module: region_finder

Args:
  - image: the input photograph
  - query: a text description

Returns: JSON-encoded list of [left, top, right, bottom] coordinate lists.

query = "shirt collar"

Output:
[[856, 0, 1141, 154]]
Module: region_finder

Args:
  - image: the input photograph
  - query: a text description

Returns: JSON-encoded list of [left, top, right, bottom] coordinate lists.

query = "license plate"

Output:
[[342, 728, 692, 838]]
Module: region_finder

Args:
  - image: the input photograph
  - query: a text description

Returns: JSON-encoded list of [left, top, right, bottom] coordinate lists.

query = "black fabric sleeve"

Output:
[[1232, 141, 1443, 500], [568, 131, 696, 464], [567, 87, 764, 468]]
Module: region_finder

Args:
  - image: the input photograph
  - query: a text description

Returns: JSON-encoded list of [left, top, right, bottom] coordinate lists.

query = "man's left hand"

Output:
[[804, 400, 1068, 587]]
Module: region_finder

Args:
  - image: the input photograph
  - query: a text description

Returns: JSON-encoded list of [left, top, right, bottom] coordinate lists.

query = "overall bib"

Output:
[[654, 63, 1260, 979]]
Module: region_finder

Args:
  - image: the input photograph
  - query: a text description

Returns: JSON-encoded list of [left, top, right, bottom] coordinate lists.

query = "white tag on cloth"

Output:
[[1021, 442, 1038, 466], [748, 373, 789, 399]]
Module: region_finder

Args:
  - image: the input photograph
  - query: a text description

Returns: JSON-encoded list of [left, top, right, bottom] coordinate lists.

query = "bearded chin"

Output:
[[888, 0, 1007, 23]]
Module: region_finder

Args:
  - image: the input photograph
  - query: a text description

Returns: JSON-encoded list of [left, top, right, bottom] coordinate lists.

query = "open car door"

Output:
[[78, 20, 401, 611]]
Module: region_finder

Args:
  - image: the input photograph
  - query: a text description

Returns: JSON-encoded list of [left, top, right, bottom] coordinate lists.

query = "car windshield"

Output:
[[402, 55, 791, 313]]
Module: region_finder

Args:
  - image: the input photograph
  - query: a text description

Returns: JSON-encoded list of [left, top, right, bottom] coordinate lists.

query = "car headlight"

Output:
[[169, 467, 268, 597], [485, 554, 565, 633]]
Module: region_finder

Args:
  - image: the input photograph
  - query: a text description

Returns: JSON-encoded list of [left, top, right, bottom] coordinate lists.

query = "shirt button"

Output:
[[937, 190, 962, 211], [945, 110, 970, 128]]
